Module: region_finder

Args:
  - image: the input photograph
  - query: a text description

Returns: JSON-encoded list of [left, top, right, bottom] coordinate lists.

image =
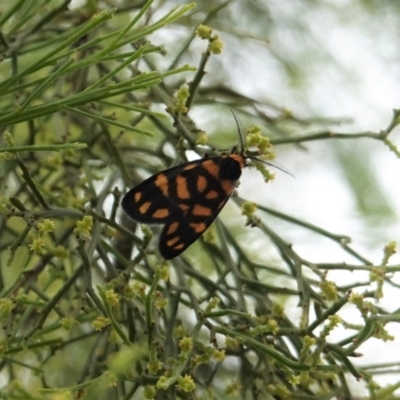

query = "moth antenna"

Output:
[[230, 109, 245, 152], [247, 156, 295, 178], [229, 110, 293, 177]]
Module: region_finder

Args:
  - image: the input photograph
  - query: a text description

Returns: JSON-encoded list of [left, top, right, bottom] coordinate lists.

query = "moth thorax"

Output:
[[219, 155, 243, 180]]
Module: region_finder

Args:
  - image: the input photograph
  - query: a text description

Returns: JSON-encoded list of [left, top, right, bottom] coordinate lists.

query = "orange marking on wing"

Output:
[[202, 159, 220, 178], [184, 163, 197, 171], [176, 175, 190, 199], [179, 204, 189, 213], [221, 179, 234, 195], [197, 175, 207, 193], [205, 190, 218, 199], [190, 222, 207, 233], [134, 192, 141, 202], [193, 204, 212, 217], [167, 222, 179, 235], [174, 243, 184, 250], [218, 201, 225, 209], [139, 202, 151, 214], [154, 173, 169, 196], [152, 209, 169, 218], [230, 154, 246, 169], [167, 237, 180, 247]]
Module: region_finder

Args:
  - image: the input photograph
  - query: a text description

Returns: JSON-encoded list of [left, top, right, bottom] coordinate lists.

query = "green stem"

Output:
[[0, 142, 87, 153], [145, 268, 161, 361], [98, 287, 131, 345], [20, 58, 76, 111], [25, 265, 84, 339]]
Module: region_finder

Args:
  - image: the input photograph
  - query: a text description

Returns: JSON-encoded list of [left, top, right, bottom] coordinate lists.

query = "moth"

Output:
[[122, 115, 280, 259]]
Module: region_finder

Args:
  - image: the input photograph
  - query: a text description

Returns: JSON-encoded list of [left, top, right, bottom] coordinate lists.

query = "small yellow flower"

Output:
[[208, 36, 224, 54], [106, 289, 120, 307], [29, 238, 46, 254], [179, 337, 193, 352], [213, 349, 225, 362], [92, 316, 111, 331], [196, 24, 213, 39], [37, 219, 55, 234], [0, 298, 15, 321], [176, 374, 196, 393]]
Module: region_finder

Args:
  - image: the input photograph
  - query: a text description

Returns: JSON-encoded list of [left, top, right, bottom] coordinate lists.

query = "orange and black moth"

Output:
[[121, 152, 246, 259]]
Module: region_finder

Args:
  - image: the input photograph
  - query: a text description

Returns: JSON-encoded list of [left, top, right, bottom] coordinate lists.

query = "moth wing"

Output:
[[158, 183, 236, 259], [122, 160, 203, 224]]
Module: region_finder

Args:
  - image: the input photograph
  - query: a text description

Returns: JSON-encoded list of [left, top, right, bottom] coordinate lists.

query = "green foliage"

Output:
[[0, 1, 399, 400]]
